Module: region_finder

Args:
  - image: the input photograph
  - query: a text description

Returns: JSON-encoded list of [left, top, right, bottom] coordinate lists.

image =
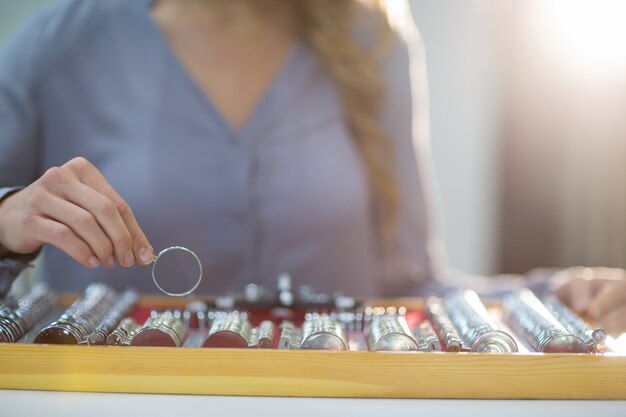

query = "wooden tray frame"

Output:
[[1, 296, 625, 399]]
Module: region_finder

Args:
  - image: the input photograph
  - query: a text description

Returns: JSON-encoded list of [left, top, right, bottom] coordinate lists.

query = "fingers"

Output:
[[27, 215, 99, 269], [555, 266, 610, 313], [596, 304, 626, 335], [1, 158, 153, 270], [556, 277, 595, 313], [587, 279, 626, 321], [554, 267, 626, 334], [56, 180, 135, 267], [41, 163, 135, 267], [31, 191, 116, 267], [63, 157, 153, 265], [588, 267, 625, 281]]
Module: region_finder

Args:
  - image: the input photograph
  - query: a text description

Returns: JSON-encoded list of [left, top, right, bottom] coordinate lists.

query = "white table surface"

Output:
[[1, 390, 625, 417]]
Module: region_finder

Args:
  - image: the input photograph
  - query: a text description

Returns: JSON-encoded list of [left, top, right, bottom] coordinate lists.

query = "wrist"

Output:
[[0, 255, 37, 298], [0, 187, 24, 257]]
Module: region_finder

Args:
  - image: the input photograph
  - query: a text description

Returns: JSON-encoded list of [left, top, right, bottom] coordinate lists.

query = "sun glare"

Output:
[[546, 0, 626, 74]]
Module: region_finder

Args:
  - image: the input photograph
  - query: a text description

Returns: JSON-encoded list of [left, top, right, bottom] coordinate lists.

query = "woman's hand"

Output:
[[0, 157, 153, 269], [554, 267, 626, 335]]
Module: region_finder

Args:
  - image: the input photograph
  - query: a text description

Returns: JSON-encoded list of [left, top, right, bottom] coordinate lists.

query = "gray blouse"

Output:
[[0, 0, 440, 296]]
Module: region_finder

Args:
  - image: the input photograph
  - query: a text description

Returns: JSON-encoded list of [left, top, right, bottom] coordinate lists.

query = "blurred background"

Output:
[[413, 0, 626, 277], [1, 0, 625, 279]]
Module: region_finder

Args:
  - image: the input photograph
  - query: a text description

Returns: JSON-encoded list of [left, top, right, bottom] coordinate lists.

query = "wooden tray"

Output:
[[1, 296, 625, 399]]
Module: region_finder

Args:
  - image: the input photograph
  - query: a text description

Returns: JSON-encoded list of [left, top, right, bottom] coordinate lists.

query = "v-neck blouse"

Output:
[[144, 3, 306, 141], [0, 0, 438, 296]]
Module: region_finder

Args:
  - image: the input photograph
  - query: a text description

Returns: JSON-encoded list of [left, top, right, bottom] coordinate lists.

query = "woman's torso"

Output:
[[34, 0, 383, 295]]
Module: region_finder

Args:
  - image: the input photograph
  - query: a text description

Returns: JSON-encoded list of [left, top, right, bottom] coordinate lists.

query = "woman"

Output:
[[0, 0, 624, 333]]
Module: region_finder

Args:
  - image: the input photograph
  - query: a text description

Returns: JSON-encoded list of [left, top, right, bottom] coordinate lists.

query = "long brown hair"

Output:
[[299, 0, 399, 248]]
